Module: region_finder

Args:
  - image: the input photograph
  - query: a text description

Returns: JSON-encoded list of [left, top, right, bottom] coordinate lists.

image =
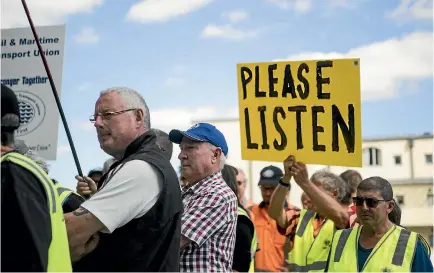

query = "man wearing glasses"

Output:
[[64, 87, 182, 272], [326, 177, 433, 272]]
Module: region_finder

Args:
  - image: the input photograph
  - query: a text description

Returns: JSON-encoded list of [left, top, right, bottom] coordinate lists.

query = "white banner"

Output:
[[1, 24, 66, 160]]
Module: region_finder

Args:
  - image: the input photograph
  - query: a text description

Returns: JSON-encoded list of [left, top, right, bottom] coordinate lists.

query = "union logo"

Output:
[[15, 91, 46, 137]]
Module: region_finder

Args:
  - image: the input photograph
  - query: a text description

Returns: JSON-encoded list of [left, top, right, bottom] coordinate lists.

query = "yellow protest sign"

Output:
[[236, 58, 362, 167]]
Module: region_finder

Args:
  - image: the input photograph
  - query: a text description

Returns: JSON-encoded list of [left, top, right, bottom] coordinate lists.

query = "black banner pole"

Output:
[[21, 0, 90, 198]]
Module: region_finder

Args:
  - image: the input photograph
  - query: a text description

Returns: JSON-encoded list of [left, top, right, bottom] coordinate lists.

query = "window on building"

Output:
[[394, 155, 402, 165], [427, 188, 433, 206], [395, 195, 405, 206], [425, 154, 433, 164], [363, 147, 381, 166]]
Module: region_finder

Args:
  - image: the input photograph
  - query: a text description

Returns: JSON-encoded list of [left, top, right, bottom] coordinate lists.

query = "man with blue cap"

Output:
[[169, 123, 238, 272]]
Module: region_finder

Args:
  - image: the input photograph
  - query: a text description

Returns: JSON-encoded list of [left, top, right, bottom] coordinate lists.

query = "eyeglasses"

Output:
[[353, 196, 389, 208], [89, 109, 136, 123]]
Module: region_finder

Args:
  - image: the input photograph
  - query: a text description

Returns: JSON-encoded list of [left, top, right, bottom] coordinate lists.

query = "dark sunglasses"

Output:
[[353, 196, 389, 208]]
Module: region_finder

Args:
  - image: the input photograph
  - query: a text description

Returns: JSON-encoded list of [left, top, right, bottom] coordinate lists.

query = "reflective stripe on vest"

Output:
[[418, 234, 432, 257], [238, 207, 258, 273], [328, 225, 417, 272], [288, 209, 335, 272], [1, 152, 72, 272], [54, 183, 73, 205]]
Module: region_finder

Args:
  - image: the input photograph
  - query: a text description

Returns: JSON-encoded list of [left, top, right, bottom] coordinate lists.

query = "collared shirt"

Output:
[[180, 172, 238, 272], [251, 203, 294, 272]]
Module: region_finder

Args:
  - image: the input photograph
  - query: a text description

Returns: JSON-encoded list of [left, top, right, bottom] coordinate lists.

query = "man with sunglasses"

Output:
[[268, 155, 352, 272], [326, 176, 433, 272]]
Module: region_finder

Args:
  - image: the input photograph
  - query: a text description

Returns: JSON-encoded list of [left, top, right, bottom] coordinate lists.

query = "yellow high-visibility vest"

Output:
[[53, 182, 80, 206], [237, 206, 258, 272], [1, 152, 72, 272], [288, 209, 335, 272], [328, 225, 417, 272]]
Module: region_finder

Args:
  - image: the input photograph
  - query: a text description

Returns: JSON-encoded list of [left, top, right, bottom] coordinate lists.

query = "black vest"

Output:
[[73, 132, 183, 272]]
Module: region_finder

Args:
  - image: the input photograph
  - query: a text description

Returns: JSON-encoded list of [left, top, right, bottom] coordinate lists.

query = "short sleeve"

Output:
[[182, 193, 230, 247], [411, 238, 434, 272], [62, 193, 84, 213], [82, 160, 162, 233], [277, 209, 300, 236]]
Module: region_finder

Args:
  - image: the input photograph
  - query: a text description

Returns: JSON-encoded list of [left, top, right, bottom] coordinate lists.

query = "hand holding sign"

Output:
[[282, 155, 295, 183], [290, 160, 309, 186]]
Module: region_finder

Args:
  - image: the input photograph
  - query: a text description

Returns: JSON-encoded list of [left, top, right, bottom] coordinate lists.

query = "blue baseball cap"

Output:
[[169, 123, 229, 156]]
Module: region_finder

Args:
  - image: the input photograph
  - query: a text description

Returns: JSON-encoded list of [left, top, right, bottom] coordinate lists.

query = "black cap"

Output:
[[1, 84, 20, 131], [258, 165, 284, 186]]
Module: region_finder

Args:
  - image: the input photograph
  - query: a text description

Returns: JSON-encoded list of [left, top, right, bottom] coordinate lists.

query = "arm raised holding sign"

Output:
[[290, 159, 349, 229], [269, 155, 350, 232], [268, 156, 294, 228]]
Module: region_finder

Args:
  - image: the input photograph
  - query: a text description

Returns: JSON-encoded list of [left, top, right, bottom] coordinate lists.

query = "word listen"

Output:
[[237, 58, 361, 166]]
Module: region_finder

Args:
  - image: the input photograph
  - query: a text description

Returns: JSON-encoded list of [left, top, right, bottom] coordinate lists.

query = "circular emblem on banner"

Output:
[[15, 91, 46, 137]]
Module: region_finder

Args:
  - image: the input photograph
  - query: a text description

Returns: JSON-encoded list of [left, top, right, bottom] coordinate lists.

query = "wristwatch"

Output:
[[279, 178, 291, 189]]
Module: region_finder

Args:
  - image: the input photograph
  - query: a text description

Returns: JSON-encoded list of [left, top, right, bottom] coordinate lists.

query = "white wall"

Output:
[[413, 138, 433, 178], [330, 139, 411, 180]]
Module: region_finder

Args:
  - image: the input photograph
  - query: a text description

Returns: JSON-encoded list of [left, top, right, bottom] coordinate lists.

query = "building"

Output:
[[329, 133, 433, 247], [179, 118, 433, 247]]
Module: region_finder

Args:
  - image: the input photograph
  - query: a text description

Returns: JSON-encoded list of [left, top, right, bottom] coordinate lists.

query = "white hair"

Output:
[[14, 140, 50, 174], [207, 143, 226, 170], [26, 150, 50, 174], [100, 87, 151, 130], [311, 170, 347, 203]]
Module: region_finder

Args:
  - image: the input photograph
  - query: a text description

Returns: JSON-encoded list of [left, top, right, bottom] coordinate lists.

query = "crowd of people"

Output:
[[1, 84, 433, 272]]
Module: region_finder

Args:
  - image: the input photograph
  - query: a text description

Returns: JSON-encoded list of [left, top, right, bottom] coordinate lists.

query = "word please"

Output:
[[240, 60, 334, 100]]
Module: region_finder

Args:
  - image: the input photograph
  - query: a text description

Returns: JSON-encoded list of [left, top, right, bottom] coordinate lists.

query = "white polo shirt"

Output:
[[82, 159, 163, 233]]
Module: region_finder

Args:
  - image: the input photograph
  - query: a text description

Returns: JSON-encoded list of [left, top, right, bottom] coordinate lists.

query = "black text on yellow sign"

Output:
[[236, 59, 362, 167]]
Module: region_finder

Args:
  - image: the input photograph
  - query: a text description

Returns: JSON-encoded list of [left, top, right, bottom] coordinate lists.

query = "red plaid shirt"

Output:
[[180, 172, 238, 272]]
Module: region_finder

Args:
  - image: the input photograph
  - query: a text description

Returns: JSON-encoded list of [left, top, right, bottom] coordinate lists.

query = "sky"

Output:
[[1, 0, 433, 190]]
